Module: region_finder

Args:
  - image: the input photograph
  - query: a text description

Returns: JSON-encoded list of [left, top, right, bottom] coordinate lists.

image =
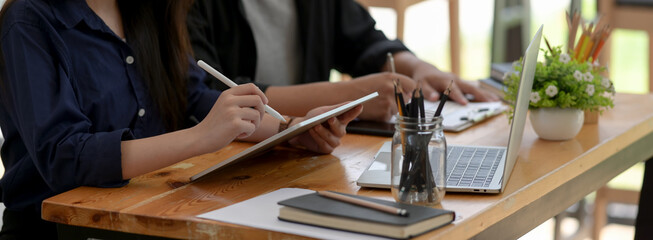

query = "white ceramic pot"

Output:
[[529, 108, 584, 141]]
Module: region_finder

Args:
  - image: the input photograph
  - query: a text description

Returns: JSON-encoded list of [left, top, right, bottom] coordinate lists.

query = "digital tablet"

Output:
[[190, 92, 379, 181], [346, 119, 394, 137]]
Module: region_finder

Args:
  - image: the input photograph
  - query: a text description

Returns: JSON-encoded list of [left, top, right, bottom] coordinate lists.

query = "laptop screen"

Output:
[[501, 25, 543, 190]]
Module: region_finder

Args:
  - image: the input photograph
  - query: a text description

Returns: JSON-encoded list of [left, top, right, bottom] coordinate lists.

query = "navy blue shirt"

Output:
[[0, 0, 220, 211]]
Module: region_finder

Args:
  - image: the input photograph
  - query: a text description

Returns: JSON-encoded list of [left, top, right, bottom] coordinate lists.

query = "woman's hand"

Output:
[[288, 104, 363, 154], [193, 83, 268, 152], [411, 62, 500, 104], [389, 51, 500, 105]]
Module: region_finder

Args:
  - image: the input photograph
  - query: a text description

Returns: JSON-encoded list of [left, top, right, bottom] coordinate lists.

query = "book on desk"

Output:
[[479, 62, 515, 100], [277, 192, 455, 239]]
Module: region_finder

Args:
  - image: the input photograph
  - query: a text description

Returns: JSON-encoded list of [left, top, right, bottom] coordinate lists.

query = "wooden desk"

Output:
[[42, 93, 653, 239]]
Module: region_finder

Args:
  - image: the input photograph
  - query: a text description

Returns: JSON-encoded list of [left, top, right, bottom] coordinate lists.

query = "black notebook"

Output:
[[277, 192, 455, 239]]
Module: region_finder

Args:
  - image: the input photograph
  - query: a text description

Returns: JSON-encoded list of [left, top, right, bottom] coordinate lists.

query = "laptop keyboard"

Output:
[[446, 146, 505, 188]]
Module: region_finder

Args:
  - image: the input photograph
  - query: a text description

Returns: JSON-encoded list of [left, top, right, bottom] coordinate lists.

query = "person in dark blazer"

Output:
[[187, 0, 499, 122]]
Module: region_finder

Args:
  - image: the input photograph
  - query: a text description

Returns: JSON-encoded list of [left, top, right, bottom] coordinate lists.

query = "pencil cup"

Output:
[[391, 116, 446, 206]]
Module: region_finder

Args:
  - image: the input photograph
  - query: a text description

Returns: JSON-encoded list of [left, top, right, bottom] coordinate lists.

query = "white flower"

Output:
[[503, 72, 511, 81], [602, 91, 613, 99], [545, 85, 558, 97], [573, 70, 583, 81], [586, 62, 594, 69], [601, 77, 611, 88], [530, 92, 541, 103], [583, 72, 594, 82], [586, 85, 595, 96], [593, 59, 600, 67], [559, 53, 571, 63]]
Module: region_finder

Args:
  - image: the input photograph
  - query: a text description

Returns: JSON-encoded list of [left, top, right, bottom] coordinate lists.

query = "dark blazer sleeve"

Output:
[[187, 0, 271, 92], [187, 0, 221, 90], [333, 0, 410, 77]]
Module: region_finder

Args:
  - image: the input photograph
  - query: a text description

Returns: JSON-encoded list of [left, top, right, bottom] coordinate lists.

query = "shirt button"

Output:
[[126, 56, 134, 64], [138, 108, 145, 117]]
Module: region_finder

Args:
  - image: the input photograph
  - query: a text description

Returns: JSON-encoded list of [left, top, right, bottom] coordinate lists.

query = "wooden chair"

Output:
[[593, 0, 652, 238], [593, 185, 640, 238], [598, 0, 653, 92], [356, 0, 530, 77], [355, 0, 461, 75], [355, 0, 425, 41], [490, 0, 531, 63]]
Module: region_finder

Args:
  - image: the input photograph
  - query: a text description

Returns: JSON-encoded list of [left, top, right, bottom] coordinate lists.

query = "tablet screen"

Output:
[[190, 92, 379, 181]]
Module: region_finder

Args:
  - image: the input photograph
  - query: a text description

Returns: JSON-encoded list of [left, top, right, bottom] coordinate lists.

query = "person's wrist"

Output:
[[185, 125, 214, 155], [278, 116, 296, 133]]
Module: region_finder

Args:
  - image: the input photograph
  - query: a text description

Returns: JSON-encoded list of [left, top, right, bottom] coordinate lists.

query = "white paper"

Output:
[[197, 188, 391, 240]]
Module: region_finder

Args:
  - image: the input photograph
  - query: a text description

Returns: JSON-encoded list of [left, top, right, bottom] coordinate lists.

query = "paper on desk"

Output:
[[197, 188, 390, 240], [390, 101, 508, 132]]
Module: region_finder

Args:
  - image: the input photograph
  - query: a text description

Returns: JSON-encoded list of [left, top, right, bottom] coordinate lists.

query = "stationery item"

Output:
[[417, 85, 425, 118], [566, 12, 612, 62], [190, 92, 379, 181], [567, 11, 581, 54], [394, 79, 408, 117], [344, 120, 395, 137], [278, 191, 455, 239], [489, 62, 515, 83], [478, 78, 507, 100], [408, 82, 426, 119], [197, 188, 389, 240], [590, 26, 611, 61], [317, 191, 408, 216], [346, 100, 509, 136], [566, 11, 573, 52], [197, 60, 286, 122], [391, 115, 446, 205], [356, 25, 543, 193], [433, 80, 453, 117], [480, 62, 513, 100], [387, 52, 396, 74]]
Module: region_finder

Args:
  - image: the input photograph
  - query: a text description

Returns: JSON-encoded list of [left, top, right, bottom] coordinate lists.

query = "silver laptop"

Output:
[[356, 25, 542, 193]]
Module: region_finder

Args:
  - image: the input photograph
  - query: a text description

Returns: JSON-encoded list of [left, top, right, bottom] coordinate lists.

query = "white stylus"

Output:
[[197, 60, 286, 123]]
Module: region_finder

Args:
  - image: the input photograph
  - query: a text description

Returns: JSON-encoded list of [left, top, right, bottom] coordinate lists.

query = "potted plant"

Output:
[[504, 44, 615, 141]]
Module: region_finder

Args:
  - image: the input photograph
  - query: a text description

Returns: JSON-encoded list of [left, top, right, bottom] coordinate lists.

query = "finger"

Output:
[[326, 117, 346, 138], [254, 100, 265, 121], [337, 105, 363, 124], [235, 119, 257, 139], [315, 123, 340, 147], [230, 95, 266, 120], [447, 83, 469, 105], [397, 75, 416, 94], [420, 83, 440, 101], [309, 126, 337, 153], [240, 107, 262, 128], [224, 94, 265, 109], [387, 106, 398, 120], [227, 83, 269, 105]]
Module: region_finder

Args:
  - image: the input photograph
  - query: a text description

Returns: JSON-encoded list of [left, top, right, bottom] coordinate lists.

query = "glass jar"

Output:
[[391, 115, 446, 206]]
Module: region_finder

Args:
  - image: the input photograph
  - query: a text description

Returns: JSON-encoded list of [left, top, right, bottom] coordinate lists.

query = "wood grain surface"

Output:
[[42, 93, 653, 239]]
